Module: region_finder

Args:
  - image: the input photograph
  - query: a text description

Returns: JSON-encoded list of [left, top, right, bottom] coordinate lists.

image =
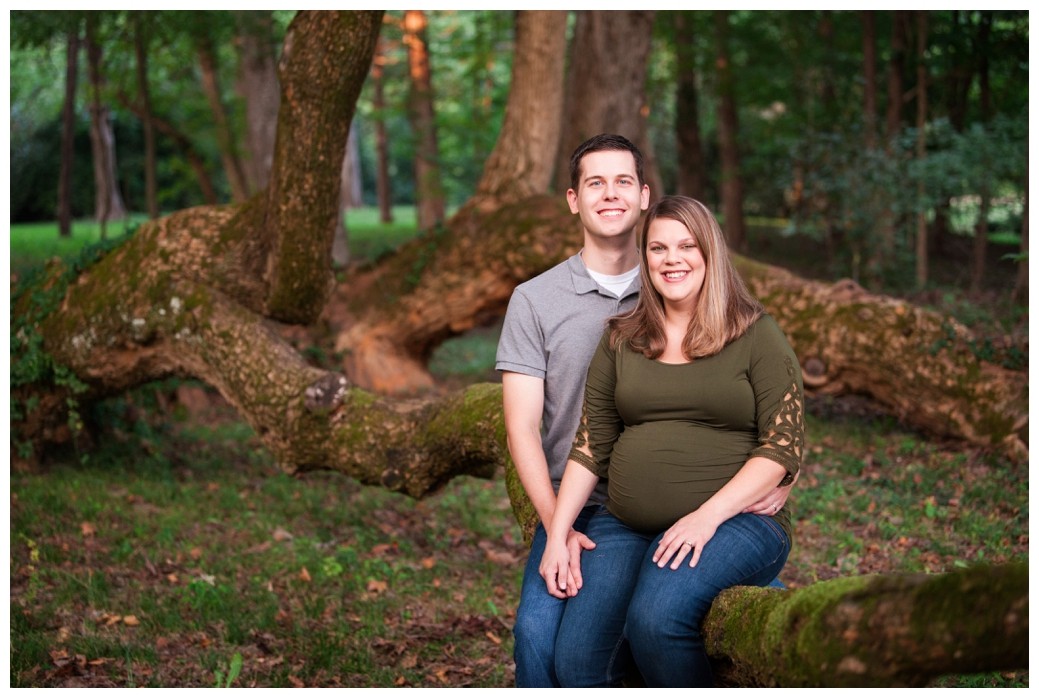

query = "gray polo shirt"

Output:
[[496, 252, 640, 504]]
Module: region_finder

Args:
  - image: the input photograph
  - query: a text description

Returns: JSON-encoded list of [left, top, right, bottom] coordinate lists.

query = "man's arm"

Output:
[[502, 372, 558, 527], [503, 372, 596, 585]]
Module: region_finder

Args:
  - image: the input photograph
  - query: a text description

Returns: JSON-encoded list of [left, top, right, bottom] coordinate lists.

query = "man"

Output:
[[496, 134, 792, 686]]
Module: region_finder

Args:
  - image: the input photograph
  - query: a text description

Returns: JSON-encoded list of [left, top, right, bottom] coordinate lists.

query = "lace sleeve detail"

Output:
[[566, 402, 608, 477], [750, 355, 804, 483]]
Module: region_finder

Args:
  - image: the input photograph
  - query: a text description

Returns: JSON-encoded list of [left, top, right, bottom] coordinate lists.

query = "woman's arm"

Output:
[[539, 459, 600, 599], [653, 456, 787, 569]]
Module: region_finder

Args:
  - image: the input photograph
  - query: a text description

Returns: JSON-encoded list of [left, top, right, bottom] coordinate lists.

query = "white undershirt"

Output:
[[587, 265, 639, 298]]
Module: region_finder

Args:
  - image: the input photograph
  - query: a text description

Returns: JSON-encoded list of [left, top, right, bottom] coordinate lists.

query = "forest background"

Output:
[[7, 9, 1030, 688]]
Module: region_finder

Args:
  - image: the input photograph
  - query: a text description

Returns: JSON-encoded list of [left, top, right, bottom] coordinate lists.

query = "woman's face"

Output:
[[645, 217, 706, 313]]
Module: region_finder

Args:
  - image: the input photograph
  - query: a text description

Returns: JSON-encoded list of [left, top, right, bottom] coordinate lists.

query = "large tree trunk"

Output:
[[471, 10, 567, 207], [704, 562, 1027, 687], [403, 10, 446, 232], [555, 10, 660, 197]]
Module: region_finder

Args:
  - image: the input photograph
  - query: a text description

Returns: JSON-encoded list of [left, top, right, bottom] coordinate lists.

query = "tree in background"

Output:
[[555, 10, 660, 196], [57, 15, 82, 237], [403, 10, 446, 232], [84, 11, 127, 232], [712, 10, 746, 251]]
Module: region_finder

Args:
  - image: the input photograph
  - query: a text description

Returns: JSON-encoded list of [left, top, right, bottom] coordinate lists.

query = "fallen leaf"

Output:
[[367, 579, 388, 594], [272, 527, 294, 542], [189, 547, 202, 560], [299, 567, 311, 583], [81, 522, 96, 537], [421, 557, 436, 569], [486, 631, 502, 645], [123, 615, 140, 626]]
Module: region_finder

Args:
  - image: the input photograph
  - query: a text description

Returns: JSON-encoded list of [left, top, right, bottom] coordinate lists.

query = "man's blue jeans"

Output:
[[512, 505, 598, 687], [553, 508, 790, 687]]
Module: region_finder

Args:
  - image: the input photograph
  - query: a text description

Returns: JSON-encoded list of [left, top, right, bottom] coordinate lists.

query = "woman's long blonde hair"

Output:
[[609, 195, 764, 360]]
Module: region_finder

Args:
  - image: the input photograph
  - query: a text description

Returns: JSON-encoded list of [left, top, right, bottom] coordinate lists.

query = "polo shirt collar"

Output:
[[568, 251, 641, 299]]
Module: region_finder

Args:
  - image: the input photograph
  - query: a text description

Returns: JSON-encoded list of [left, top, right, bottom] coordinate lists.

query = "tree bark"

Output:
[[704, 562, 1028, 687], [403, 10, 446, 232], [713, 10, 746, 251], [472, 10, 567, 207], [57, 24, 80, 238], [555, 10, 659, 197], [234, 10, 281, 195]]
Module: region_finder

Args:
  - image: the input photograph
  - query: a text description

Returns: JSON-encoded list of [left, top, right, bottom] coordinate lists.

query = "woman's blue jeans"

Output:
[[553, 507, 790, 687]]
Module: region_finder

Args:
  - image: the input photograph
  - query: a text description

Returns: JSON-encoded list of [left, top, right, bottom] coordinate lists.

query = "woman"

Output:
[[540, 195, 804, 687]]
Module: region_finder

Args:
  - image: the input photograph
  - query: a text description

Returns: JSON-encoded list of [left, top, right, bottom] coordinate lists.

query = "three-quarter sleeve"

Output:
[[567, 332, 622, 478], [747, 316, 805, 484]]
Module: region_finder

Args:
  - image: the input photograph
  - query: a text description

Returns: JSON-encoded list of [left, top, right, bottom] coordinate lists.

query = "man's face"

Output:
[[567, 150, 650, 242]]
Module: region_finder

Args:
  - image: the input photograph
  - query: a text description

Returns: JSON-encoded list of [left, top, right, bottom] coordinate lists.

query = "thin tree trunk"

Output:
[[714, 10, 746, 251], [970, 11, 993, 294], [372, 36, 394, 224], [133, 12, 158, 220], [885, 11, 909, 146], [57, 25, 80, 238], [234, 10, 280, 194], [332, 123, 362, 268], [197, 30, 251, 202], [861, 12, 878, 151], [1012, 164, 1028, 304], [116, 89, 219, 205], [404, 10, 445, 232], [85, 13, 127, 236], [674, 11, 708, 202], [914, 11, 929, 290]]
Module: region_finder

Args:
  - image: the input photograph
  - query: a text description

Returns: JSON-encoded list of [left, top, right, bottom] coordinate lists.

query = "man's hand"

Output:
[[743, 470, 799, 516]]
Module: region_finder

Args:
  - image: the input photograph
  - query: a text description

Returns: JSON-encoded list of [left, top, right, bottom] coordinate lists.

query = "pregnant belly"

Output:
[[607, 422, 747, 532]]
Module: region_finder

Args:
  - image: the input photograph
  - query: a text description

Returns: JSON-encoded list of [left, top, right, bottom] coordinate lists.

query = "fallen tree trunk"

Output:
[[330, 194, 1027, 460], [704, 561, 1028, 687]]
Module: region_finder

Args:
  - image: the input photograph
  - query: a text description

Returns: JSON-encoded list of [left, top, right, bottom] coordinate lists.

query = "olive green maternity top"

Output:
[[570, 314, 804, 541]]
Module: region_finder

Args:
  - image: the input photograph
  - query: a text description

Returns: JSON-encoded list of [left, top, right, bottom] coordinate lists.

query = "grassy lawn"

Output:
[[9, 211, 1028, 687]]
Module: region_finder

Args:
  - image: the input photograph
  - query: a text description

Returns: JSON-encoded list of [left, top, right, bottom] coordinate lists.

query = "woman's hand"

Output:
[[539, 536, 573, 599], [653, 509, 721, 570]]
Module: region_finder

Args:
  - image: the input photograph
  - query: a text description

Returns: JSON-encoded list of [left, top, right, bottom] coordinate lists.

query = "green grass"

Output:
[[11, 395, 523, 687]]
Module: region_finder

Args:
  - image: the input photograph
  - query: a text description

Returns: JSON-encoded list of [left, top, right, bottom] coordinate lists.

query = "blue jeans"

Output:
[[512, 505, 597, 687], [554, 510, 790, 687]]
